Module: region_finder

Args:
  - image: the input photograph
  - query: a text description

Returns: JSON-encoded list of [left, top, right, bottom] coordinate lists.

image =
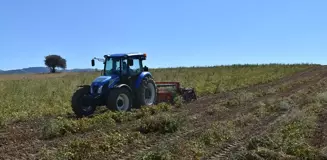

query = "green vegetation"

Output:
[[152, 64, 313, 96], [0, 64, 312, 125], [141, 149, 173, 160], [199, 120, 237, 146], [51, 131, 147, 160], [44, 54, 67, 73], [138, 113, 181, 134], [235, 91, 327, 159], [41, 102, 174, 139], [41, 113, 116, 139], [1, 63, 325, 160]]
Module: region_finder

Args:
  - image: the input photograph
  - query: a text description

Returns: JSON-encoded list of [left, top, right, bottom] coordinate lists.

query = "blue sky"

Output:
[[0, 0, 326, 70]]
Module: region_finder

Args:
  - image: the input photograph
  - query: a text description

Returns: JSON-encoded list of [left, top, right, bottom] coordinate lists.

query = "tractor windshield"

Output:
[[104, 57, 121, 76]]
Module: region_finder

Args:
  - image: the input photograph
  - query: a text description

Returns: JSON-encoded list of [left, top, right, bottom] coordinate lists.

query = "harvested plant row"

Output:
[[204, 76, 327, 159], [118, 66, 327, 159]]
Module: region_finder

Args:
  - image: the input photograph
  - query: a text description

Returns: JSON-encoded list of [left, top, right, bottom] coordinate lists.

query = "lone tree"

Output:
[[44, 55, 67, 73]]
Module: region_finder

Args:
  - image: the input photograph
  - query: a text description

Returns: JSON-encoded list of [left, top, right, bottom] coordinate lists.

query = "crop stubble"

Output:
[[204, 71, 327, 159], [0, 65, 325, 160], [115, 66, 327, 159]]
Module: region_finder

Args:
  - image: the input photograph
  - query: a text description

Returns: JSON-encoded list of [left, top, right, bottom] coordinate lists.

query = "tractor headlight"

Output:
[[97, 85, 103, 94]]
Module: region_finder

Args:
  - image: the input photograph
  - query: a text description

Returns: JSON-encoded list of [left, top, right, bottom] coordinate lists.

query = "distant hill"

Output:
[[0, 67, 95, 75]]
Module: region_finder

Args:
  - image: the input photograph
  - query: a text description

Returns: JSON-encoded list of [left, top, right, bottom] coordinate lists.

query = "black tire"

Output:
[[71, 85, 96, 118], [135, 76, 157, 108], [106, 87, 132, 111]]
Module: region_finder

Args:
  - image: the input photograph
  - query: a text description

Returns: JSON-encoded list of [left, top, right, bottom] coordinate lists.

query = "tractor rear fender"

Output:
[[135, 72, 152, 88], [77, 85, 91, 92]]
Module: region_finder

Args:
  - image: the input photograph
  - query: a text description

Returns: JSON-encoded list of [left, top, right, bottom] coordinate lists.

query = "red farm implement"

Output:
[[155, 82, 197, 104]]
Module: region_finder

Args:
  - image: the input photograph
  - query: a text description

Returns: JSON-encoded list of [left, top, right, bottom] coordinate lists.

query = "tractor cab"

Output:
[[92, 53, 148, 77], [104, 53, 146, 86], [90, 53, 149, 95]]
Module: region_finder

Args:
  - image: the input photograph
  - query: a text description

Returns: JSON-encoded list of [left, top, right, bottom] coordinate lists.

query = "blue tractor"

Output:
[[71, 52, 158, 117]]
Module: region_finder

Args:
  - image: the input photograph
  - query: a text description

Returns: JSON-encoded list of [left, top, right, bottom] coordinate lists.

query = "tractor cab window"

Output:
[[128, 58, 142, 76], [104, 58, 120, 76], [104, 57, 142, 76]]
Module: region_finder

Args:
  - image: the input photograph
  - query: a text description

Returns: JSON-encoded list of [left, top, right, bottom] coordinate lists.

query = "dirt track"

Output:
[[1, 65, 327, 160], [312, 106, 327, 148]]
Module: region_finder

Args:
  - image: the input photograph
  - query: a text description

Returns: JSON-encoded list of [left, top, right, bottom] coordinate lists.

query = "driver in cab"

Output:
[[122, 61, 133, 75]]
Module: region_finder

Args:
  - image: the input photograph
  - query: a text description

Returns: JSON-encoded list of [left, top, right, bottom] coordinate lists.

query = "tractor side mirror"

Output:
[[144, 66, 148, 71], [91, 59, 95, 66], [128, 59, 134, 66]]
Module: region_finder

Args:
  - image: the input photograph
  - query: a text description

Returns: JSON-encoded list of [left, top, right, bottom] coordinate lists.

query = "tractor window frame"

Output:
[[103, 57, 121, 76], [128, 57, 143, 76]]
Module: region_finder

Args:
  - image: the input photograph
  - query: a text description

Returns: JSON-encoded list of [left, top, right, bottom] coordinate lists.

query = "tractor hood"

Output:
[[91, 75, 119, 86]]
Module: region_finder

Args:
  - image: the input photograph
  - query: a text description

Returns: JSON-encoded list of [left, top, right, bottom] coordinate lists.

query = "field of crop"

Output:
[[1, 64, 327, 160]]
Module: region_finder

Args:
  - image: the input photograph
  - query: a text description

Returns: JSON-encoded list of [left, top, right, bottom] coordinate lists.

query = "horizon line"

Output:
[[0, 62, 322, 71]]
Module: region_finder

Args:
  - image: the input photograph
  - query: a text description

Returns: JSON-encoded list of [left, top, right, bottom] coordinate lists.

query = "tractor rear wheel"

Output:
[[71, 85, 96, 118], [107, 87, 132, 111], [135, 76, 157, 108]]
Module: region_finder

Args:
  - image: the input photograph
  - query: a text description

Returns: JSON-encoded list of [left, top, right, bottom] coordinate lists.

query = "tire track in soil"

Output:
[[116, 66, 327, 160], [205, 109, 297, 160], [203, 76, 327, 160], [311, 104, 327, 148]]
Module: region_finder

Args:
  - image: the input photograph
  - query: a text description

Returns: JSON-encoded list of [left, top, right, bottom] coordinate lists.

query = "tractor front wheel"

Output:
[[71, 85, 96, 118], [107, 87, 132, 111]]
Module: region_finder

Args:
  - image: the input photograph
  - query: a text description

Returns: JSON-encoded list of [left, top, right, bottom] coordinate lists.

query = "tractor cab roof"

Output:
[[104, 52, 147, 59]]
